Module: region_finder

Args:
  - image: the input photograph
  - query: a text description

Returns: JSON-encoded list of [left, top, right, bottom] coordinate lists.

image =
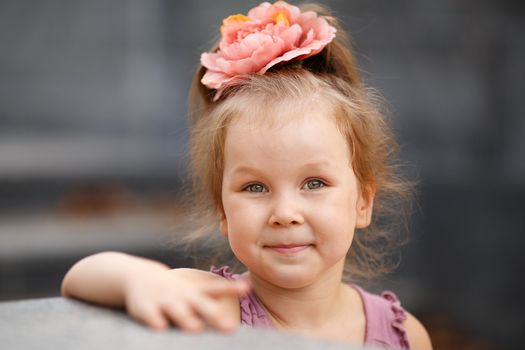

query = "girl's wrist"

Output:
[[120, 254, 170, 293]]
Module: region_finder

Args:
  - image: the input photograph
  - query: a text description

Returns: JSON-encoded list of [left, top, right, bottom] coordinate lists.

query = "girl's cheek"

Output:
[[230, 202, 266, 227]]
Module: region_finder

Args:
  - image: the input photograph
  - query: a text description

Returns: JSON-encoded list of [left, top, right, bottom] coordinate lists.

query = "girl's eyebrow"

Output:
[[229, 160, 336, 176], [228, 165, 264, 176], [300, 160, 334, 170]]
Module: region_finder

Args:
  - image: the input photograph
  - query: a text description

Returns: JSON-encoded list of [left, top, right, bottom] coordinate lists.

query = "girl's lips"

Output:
[[267, 244, 311, 254]]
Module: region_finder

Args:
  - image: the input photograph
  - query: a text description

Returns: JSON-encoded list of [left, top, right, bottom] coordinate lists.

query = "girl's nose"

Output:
[[268, 194, 305, 227]]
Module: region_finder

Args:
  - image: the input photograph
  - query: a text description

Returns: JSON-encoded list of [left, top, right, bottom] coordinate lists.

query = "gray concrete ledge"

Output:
[[0, 297, 377, 350]]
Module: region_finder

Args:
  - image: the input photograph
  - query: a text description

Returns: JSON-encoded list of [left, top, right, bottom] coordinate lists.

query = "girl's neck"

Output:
[[247, 262, 353, 330]]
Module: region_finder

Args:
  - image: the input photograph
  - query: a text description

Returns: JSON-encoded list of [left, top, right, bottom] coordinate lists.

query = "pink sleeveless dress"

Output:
[[211, 266, 410, 349]]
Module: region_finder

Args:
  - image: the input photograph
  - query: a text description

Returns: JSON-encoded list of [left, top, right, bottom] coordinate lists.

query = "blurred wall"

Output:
[[0, 0, 524, 348]]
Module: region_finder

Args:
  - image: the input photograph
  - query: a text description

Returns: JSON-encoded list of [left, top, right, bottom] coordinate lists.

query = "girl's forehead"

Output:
[[225, 104, 348, 156], [231, 97, 337, 130]]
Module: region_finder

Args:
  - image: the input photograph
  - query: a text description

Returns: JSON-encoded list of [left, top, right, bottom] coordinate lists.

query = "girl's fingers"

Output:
[[128, 302, 169, 331], [203, 279, 251, 298], [126, 276, 249, 332], [162, 301, 204, 333], [189, 295, 236, 332]]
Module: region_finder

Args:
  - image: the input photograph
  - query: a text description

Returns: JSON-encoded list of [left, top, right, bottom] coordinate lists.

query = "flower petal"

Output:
[[216, 56, 258, 76], [278, 23, 302, 50], [247, 2, 272, 20], [200, 52, 221, 71], [251, 36, 284, 69], [201, 70, 233, 90]]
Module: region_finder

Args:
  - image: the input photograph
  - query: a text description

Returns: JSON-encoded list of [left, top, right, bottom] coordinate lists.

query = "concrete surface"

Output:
[[0, 297, 378, 350]]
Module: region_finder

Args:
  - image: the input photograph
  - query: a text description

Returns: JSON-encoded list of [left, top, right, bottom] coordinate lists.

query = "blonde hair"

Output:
[[182, 3, 414, 283]]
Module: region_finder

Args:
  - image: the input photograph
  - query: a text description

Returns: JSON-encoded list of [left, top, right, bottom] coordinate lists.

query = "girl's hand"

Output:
[[124, 268, 250, 333]]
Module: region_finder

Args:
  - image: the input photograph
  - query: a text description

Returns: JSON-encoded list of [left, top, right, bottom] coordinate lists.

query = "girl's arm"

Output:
[[404, 313, 433, 350], [61, 251, 248, 332], [61, 251, 167, 307]]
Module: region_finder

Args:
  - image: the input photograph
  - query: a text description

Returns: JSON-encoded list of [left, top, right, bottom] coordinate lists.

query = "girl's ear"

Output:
[[218, 203, 228, 237], [355, 185, 375, 229], [219, 217, 228, 236]]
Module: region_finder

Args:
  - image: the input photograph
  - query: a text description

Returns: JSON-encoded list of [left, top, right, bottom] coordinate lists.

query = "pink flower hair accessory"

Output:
[[200, 1, 337, 100]]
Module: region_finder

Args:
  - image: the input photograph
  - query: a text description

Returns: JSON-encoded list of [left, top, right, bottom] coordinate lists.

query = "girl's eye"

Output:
[[244, 183, 267, 193], [304, 179, 325, 190]]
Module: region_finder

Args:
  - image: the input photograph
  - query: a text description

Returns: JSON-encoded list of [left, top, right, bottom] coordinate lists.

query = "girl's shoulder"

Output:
[[351, 284, 410, 348], [352, 285, 432, 350]]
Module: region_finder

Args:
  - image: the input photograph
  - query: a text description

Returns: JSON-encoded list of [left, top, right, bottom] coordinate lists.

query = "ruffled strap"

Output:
[[381, 291, 410, 349], [210, 266, 273, 328], [210, 265, 237, 280], [352, 285, 410, 349]]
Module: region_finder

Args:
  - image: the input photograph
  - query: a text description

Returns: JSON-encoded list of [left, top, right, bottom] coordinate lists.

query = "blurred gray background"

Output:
[[0, 0, 523, 349]]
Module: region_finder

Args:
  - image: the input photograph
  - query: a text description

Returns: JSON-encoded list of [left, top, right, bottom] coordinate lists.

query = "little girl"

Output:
[[61, 2, 432, 349]]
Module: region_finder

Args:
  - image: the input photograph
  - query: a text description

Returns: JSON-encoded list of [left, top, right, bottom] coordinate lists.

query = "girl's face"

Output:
[[220, 105, 374, 288]]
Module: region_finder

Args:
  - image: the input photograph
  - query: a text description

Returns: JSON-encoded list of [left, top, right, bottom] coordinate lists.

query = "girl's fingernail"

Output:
[[187, 322, 203, 333], [221, 320, 235, 332], [153, 322, 168, 331]]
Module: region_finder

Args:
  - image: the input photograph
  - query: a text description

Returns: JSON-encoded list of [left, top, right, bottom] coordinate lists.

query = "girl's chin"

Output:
[[252, 264, 324, 289], [244, 256, 346, 290]]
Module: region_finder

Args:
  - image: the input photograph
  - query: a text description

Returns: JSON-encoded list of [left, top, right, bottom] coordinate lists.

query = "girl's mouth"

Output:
[[266, 244, 311, 254]]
